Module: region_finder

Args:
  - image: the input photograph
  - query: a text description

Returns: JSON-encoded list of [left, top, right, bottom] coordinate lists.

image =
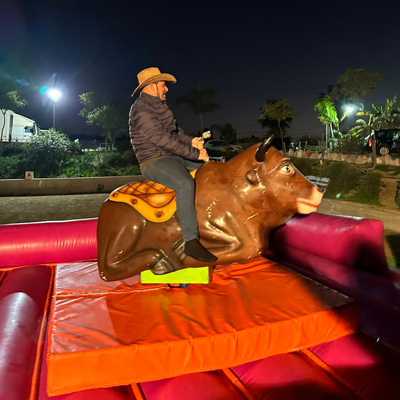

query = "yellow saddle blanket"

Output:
[[108, 170, 197, 223]]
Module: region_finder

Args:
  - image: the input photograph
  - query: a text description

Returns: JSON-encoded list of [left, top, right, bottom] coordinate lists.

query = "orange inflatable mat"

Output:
[[47, 258, 358, 395]]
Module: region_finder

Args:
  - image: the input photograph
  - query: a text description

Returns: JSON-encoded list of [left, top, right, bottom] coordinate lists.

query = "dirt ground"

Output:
[[0, 193, 398, 268]]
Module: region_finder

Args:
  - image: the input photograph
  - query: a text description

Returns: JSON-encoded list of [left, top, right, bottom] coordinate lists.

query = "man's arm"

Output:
[[132, 108, 200, 160], [176, 124, 194, 147]]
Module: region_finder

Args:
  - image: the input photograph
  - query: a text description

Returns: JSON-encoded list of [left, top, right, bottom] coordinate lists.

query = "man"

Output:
[[129, 67, 217, 263]]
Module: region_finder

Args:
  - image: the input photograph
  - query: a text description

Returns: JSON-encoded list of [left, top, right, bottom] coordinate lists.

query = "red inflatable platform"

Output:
[[0, 213, 399, 400]]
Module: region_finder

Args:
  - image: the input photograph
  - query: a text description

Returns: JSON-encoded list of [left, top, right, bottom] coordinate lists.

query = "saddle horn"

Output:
[[255, 135, 274, 162]]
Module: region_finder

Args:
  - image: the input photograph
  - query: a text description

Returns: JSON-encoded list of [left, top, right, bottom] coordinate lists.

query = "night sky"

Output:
[[1, 0, 400, 140]]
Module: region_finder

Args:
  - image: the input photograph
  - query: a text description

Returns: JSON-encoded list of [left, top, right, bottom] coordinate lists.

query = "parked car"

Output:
[[363, 129, 400, 155], [204, 140, 243, 152]]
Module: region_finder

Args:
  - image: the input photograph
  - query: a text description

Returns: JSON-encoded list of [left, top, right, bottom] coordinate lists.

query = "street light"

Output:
[[47, 88, 62, 129]]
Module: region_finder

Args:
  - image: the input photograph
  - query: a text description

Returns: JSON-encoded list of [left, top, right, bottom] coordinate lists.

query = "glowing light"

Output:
[[345, 106, 355, 114], [40, 86, 47, 94], [47, 88, 62, 102], [336, 194, 341, 198]]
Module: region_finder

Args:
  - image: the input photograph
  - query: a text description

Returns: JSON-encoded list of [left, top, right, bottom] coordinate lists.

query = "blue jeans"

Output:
[[141, 157, 202, 242]]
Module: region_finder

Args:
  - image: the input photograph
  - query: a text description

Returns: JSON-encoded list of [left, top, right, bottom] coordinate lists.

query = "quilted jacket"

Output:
[[129, 92, 199, 164]]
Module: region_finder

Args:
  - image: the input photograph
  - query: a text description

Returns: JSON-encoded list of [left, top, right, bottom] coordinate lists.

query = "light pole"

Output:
[[47, 89, 62, 129]]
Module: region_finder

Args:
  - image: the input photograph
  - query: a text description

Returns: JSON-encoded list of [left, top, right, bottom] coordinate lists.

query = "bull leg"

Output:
[[97, 201, 175, 281], [182, 211, 259, 267]]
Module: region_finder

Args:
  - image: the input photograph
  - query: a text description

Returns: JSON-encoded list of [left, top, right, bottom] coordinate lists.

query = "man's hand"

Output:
[[198, 148, 209, 161], [192, 137, 204, 150]]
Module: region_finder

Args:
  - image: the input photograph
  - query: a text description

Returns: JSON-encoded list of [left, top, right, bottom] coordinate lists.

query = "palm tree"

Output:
[[176, 80, 220, 133], [258, 99, 296, 154], [313, 98, 339, 148], [211, 123, 237, 146], [314, 97, 356, 151]]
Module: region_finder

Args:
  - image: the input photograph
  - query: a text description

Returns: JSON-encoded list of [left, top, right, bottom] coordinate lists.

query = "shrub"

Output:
[[348, 172, 382, 205], [321, 162, 362, 199], [26, 129, 72, 177], [0, 154, 26, 179], [58, 154, 97, 177], [291, 158, 313, 176], [340, 133, 364, 154], [123, 149, 139, 165], [0, 142, 26, 157]]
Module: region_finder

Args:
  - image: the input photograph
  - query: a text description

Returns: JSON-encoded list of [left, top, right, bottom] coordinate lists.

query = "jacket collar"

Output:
[[139, 92, 163, 105]]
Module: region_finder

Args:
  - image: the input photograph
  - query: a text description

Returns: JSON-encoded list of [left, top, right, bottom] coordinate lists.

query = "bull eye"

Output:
[[280, 164, 292, 174]]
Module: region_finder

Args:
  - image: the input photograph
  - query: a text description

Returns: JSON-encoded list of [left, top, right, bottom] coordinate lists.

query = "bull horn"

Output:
[[255, 135, 273, 162]]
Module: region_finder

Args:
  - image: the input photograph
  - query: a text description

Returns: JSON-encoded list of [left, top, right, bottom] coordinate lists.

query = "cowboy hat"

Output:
[[131, 67, 177, 96]]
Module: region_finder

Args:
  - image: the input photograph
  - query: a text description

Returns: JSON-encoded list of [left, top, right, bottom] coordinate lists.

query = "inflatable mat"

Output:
[[47, 258, 357, 395]]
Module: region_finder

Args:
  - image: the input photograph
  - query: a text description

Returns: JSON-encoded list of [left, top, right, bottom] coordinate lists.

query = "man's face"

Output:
[[156, 81, 168, 101]]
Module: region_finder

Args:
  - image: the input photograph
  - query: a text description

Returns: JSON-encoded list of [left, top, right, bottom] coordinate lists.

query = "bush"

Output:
[[291, 158, 314, 176], [340, 133, 364, 154], [26, 129, 72, 177], [58, 151, 141, 177], [321, 162, 362, 199], [347, 172, 382, 205], [0, 154, 26, 179], [116, 138, 132, 153], [58, 154, 97, 177], [0, 142, 25, 157], [123, 149, 139, 165]]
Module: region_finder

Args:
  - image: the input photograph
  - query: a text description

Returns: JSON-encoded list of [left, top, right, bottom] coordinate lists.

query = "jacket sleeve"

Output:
[[133, 108, 200, 160], [176, 125, 195, 147]]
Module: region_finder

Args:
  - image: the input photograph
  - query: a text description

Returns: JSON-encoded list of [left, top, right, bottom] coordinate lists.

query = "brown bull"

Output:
[[97, 138, 323, 281]]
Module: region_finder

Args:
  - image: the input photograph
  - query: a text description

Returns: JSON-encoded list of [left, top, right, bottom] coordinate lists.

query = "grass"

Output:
[[375, 165, 400, 176]]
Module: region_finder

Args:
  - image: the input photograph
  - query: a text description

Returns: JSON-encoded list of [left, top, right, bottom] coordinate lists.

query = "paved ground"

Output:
[[0, 193, 108, 224], [0, 194, 399, 268]]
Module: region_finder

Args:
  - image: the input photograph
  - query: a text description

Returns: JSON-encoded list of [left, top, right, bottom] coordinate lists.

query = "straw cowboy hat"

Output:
[[131, 67, 177, 96]]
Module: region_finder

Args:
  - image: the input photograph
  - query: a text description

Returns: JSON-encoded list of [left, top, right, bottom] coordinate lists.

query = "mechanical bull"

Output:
[[97, 137, 323, 281]]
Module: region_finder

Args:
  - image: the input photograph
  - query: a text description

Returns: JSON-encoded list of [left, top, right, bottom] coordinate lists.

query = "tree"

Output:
[[0, 90, 28, 148], [176, 80, 220, 133], [328, 68, 383, 103], [79, 92, 127, 151], [258, 99, 297, 154], [350, 97, 397, 168], [211, 123, 237, 145], [26, 128, 72, 177], [258, 100, 293, 135]]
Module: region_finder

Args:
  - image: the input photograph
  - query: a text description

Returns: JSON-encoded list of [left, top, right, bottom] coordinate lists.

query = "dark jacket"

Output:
[[129, 92, 199, 164]]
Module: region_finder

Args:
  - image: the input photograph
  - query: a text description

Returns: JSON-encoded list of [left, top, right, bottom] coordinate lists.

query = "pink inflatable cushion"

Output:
[[139, 372, 244, 400], [0, 219, 97, 269], [0, 265, 52, 400], [309, 333, 400, 400], [268, 245, 400, 308], [268, 213, 388, 276], [232, 351, 355, 399]]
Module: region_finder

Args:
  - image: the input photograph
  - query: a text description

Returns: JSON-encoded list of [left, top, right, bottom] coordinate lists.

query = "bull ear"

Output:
[[255, 135, 273, 162]]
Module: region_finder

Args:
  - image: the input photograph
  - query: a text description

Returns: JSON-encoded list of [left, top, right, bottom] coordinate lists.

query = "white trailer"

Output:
[[0, 109, 39, 143]]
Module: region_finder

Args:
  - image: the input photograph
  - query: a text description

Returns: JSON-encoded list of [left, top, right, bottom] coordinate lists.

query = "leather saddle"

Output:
[[108, 170, 197, 223]]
